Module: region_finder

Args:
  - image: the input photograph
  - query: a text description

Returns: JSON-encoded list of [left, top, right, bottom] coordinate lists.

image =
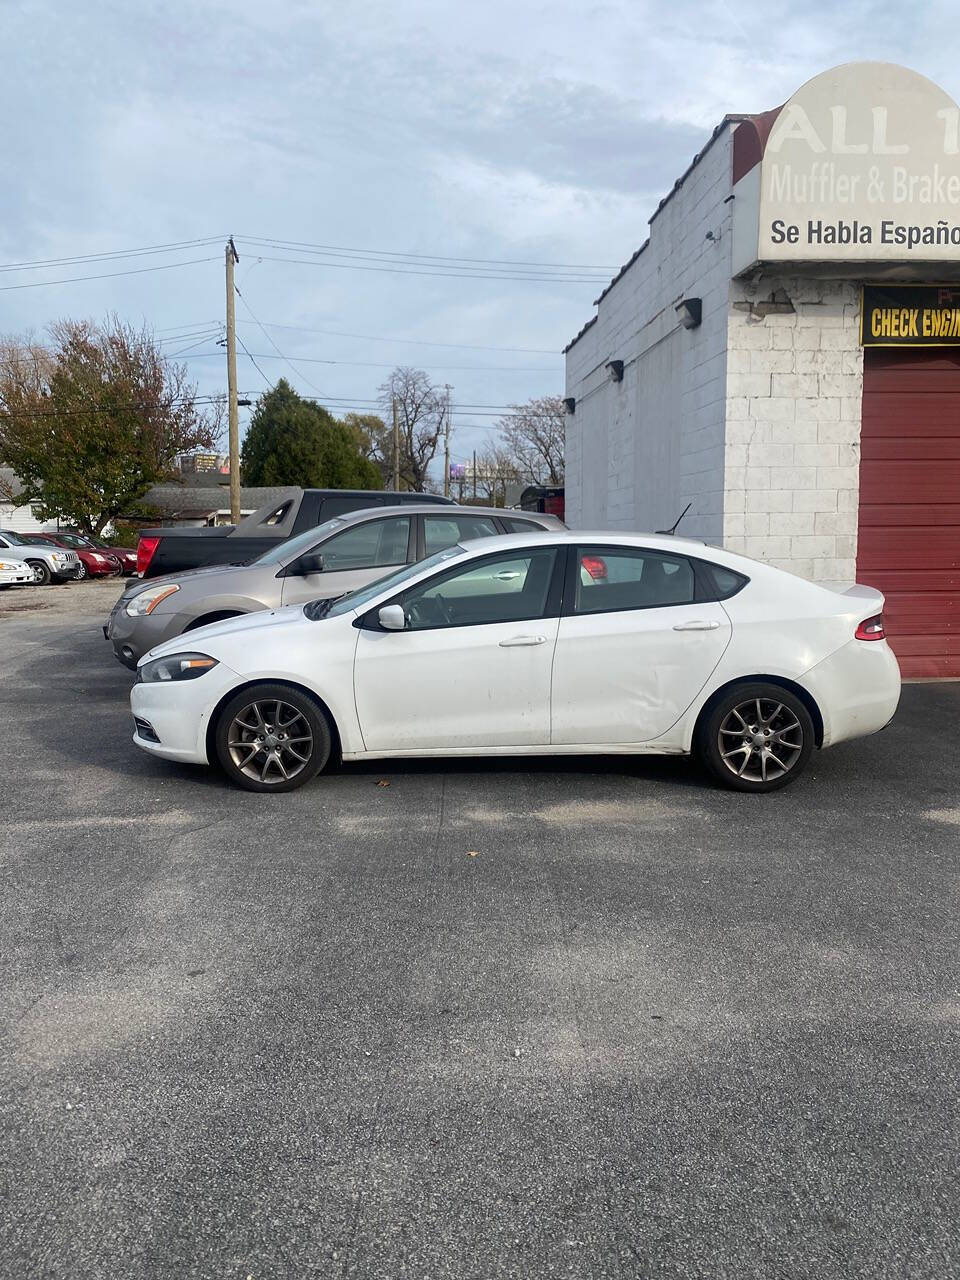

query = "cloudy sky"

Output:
[[2, 0, 957, 474]]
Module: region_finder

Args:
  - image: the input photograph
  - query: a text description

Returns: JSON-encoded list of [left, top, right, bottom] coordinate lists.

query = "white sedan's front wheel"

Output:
[[215, 684, 332, 792], [698, 683, 814, 793]]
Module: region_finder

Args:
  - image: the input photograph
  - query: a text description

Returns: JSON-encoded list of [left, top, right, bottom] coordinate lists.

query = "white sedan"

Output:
[[0, 551, 35, 588], [129, 531, 901, 795]]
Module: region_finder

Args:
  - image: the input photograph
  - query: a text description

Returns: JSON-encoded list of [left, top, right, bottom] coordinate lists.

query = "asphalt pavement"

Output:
[[1, 588, 958, 1279]]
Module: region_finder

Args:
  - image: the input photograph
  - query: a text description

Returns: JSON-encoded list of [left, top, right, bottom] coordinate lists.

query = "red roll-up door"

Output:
[[858, 347, 960, 679]]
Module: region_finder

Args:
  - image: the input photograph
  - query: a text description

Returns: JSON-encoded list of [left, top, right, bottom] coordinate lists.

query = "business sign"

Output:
[[862, 283, 960, 346], [735, 63, 960, 268]]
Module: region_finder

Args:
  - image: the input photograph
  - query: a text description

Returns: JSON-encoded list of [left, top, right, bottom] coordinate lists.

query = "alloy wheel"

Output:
[[76, 562, 88, 580], [226, 698, 314, 785], [717, 697, 804, 784]]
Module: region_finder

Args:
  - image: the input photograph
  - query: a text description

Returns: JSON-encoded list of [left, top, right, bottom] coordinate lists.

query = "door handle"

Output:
[[672, 619, 720, 631], [499, 635, 547, 647], [495, 571, 521, 580]]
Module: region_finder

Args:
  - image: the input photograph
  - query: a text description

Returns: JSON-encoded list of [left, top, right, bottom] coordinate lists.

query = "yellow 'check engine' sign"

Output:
[[862, 285, 960, 346]]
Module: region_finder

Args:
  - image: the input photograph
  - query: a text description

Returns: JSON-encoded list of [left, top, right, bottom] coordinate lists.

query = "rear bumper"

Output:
[[798, 639, 901, 748]]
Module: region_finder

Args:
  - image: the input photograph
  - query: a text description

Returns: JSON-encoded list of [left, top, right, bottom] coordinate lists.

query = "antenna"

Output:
[[656, 502, 691, 536]]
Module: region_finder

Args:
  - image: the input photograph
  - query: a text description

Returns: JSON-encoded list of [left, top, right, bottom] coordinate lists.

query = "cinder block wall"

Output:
[[564, 128, 736, 541], [722, 278, 863, 586]]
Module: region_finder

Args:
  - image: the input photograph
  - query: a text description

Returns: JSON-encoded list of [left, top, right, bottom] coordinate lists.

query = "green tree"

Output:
[[0, 318, 221, 536], [242, 380, 381, 489]]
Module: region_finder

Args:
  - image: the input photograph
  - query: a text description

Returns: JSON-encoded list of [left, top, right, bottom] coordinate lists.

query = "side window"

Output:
[[705, 563, 749, 600], [423, 515, 498, 556], [319, 518, 410, 571], [259, 501, 293, 526], [397, 548, 558, 630], [501, 517, 540, 534], [574, 546, 695, 614]]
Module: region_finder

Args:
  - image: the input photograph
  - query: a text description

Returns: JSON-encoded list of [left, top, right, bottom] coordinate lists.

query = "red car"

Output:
[[21, 532, 125, 578]]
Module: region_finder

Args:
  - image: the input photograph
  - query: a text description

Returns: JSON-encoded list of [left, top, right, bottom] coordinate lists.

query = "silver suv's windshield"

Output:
[[252, 518, 345, 567], [305, 545, 465, 621]]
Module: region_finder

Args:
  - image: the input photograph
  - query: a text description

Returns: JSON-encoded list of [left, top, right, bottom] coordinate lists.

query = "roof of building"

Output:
[[0, 467, 26, 500]]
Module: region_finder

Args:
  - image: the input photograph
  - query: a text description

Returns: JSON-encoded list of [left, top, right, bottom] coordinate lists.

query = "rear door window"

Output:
[[573, 546, 696, 614], [424, 515, 498, 556], [501, 517, 542, 533]]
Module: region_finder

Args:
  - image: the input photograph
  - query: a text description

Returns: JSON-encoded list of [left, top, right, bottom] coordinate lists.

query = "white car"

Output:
[[130, 531, 901, 795], [0, 550, 35, 588]]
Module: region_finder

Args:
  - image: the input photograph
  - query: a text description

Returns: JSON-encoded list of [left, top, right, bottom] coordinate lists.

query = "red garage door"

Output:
[[858, 347, 960, 679]]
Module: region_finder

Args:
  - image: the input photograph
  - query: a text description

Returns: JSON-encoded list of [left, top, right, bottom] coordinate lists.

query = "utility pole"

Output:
[[392, 396, 400, 490], [225, 237, 241, 525], [472, 448, 477, 500], [443, 384, 452, 498]]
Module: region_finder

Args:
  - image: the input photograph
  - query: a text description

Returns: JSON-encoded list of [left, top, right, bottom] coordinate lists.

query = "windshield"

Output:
[[251, 518, 345, 567], [305, 545, 465, 621]]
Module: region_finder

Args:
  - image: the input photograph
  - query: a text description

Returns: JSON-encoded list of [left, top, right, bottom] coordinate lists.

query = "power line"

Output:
[[0, 256, 220, 292], [178, 350, 559, 373], [233, 286, 331, 397], [165, 316, 561, 356], [238, 234, 615, 272], [234, 331, 274, 387], [0, 395, 225, 422], [0, 237, 222, 273], [251, 253, 606, 285]]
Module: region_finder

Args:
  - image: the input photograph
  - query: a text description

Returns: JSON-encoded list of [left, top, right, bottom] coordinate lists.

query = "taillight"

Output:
[[581, 555, 608, 580], [137, 536, 160, 576], [855, 614, 885, 641]]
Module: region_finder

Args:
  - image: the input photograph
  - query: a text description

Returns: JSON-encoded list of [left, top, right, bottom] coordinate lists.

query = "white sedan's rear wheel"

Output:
[[215, 683, 331, 793], [699, 683, 814, 793]]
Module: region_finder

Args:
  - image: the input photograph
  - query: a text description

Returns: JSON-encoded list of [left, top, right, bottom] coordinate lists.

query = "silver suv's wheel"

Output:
[[698, 682, 815, 793], [214, 683, 331, 792]]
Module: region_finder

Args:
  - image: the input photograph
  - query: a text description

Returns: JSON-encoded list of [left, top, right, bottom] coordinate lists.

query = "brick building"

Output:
[[564, 62, 960, 677]]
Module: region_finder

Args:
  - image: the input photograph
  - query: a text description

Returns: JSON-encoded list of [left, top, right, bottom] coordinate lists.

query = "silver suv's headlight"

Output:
[[138, 652, 218, 683], [125, 583, 179, 616]]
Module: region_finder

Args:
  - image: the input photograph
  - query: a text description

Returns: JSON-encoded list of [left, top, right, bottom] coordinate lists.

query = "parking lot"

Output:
[[2, 584, 958, 1279]]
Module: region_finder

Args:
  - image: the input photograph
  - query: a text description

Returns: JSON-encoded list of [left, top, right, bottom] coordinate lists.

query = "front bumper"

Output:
[[107, 604, 178, 669], [0, 569, 33, 585], [130, 661, 241, 765]]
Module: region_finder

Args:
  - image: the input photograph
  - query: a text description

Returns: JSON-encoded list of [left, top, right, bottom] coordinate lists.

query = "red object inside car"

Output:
[[581, 555, 608, 580]]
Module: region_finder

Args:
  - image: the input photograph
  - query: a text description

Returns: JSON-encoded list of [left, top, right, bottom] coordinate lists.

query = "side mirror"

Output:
[[296, 552, 324, 575], [378, 604, 406, 631]]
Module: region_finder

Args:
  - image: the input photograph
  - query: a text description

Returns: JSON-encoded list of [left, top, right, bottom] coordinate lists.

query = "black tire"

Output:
[[214, 683, 332, 793], [26, 560, 50, 586], [697, 682, 815, 793]]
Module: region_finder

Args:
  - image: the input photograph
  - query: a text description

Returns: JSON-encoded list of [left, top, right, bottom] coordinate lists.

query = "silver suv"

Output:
[[0, 530, 79, 584], [106, 504, 564, 668]]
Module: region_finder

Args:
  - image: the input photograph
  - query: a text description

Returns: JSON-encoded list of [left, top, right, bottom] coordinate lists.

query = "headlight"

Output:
[[138, 652, 219, 683], [0, 560, 23, 571], [125, 583, 179, 616], [52, 552, 69, 562]]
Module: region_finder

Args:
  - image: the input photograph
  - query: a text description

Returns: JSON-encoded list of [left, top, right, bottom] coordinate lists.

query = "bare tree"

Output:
[[376, 367, 447, 491], [471, 443, 524, 506], [497, 394, 565, 486]]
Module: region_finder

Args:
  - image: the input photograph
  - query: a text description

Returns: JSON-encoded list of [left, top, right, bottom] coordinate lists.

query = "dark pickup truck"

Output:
[[136, 488, 455, 578]]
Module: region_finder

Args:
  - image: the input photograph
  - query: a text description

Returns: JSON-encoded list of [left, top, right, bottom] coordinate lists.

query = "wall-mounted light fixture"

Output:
[[563, 396, 576, 414], [675, 298, 702, 329], [606, 359, 624, 383]]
